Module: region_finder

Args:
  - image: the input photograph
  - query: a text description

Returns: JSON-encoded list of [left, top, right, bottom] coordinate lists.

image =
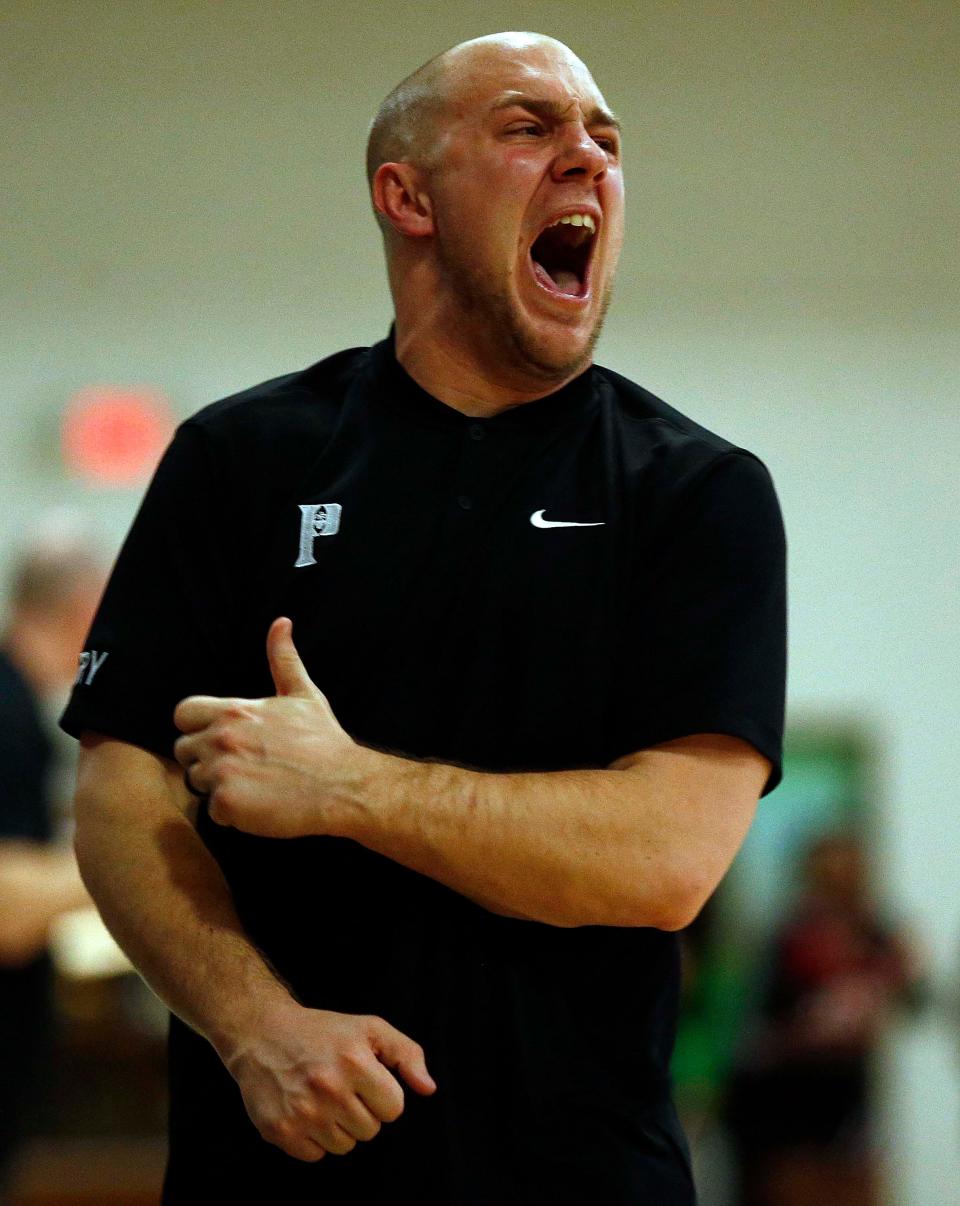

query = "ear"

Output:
[[373, 162, 435, 238]]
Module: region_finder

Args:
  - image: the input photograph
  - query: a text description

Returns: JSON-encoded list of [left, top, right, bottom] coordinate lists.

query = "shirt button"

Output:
[[469, 424, 486, 441], [457, 495, 473, 511]]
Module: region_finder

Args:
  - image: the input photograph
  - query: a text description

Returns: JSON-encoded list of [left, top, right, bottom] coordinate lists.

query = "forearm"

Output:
[[340, 748, 691, 930], [173, 633, 765, 931], [74, 737, 290, 1056], [0, 842, 90, 965]]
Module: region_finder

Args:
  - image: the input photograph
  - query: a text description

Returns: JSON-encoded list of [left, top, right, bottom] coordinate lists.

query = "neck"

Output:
[[391, 286, 589, 418]]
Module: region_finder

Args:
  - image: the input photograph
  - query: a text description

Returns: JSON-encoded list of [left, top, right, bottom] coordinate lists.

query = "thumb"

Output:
[[266, 617, 319, 698], [370, 1021, 437, 1097]]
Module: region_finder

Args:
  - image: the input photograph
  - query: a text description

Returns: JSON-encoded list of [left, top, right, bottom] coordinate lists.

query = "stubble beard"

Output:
[[437, 241, 613, 386]]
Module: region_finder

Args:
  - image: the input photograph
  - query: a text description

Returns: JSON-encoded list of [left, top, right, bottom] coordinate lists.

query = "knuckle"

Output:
[[290, 1094, 318, 1122], [381, 1095, 404, 1124], [261, 1117, 291, 1146], [224, 701, 255, 723], [341, 1045, 369, 1073], [214, 727, 240, 753], [305, 1067, 339, 1099]]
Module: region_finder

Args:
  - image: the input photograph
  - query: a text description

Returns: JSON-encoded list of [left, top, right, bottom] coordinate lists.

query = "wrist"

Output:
[[337, 745, 474, 853], [208, 973, 296, 1065], [328, 740, 392, 840]]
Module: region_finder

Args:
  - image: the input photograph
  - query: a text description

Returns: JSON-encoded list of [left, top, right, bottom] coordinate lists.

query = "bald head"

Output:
[[367, 32, 624, 396], [365, 52, 448, 192], [365, 32, 592, 195], [4, 523, 105, 692], [8, 543, 100, 618]]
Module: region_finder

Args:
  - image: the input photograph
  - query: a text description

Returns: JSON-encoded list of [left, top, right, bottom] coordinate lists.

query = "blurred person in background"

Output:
[[0, 532, 101, 1195], [724, 832, 922, 1206]]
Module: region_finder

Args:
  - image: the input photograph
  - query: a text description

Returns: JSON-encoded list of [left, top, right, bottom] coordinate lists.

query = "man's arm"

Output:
[[73, 734, 435, 1162], [345, 732, 766, 931], [176, 618, 769, 931], [0, 841, 89, 965]]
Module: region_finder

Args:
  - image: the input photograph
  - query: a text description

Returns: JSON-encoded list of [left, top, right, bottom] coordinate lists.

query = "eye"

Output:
[[505, 122, 546, 138], [592, 134, 620, 155]]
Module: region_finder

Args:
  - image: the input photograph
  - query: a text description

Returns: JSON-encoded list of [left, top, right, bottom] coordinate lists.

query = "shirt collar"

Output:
[[365, 327, 598, 433]]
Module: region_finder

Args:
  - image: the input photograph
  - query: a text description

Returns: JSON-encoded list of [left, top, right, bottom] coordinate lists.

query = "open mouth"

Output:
[[529, 212, 598, 300]]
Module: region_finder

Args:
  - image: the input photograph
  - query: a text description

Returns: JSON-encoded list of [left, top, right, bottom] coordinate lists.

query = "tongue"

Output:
[[533, 260, 581, 295], [551, 269, 581, 293]]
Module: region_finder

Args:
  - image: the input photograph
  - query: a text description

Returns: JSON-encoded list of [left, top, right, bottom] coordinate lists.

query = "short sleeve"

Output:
[[621, 451, 787, 795], [59, 421, 248, 760]]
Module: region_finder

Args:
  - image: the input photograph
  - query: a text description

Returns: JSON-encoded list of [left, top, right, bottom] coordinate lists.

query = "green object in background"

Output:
[[671, 722, 869, 1105], [672, 938, 747, 1113]]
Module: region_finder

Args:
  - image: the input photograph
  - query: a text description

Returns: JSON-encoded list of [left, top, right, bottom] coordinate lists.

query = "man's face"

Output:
[[424, 39, 625, 383]]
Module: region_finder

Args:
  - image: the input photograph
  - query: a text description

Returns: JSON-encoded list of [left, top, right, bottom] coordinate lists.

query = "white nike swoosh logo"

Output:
[[530, 510, 605, 529]]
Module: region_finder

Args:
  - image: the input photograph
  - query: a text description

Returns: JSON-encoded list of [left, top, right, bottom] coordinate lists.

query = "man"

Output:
[[62, 32, 786, 1204], [1, 535, 98, 1190]]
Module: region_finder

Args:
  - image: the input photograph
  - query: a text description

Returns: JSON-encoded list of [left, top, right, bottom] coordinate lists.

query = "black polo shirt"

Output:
[[61, 332, 786, 1204]]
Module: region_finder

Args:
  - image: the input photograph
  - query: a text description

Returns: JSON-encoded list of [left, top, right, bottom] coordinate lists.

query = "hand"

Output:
[[173, 617, 365, 838], [222, 998, 437, 1161]]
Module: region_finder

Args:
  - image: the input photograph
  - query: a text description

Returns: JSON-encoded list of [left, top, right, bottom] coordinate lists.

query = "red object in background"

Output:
[[62, 387, 174, 486]]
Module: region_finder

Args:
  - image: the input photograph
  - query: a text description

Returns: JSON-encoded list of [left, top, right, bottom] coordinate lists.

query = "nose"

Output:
[[551, 121, 608, 184]]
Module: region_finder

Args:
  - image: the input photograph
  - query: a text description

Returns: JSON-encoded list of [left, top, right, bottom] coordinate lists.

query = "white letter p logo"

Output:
[[295, 503, 342, 567]]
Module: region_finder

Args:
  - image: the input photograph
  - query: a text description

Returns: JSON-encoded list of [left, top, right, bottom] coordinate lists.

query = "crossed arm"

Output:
[[73, 616, 768, 1161], [174, 618, 768, 930]]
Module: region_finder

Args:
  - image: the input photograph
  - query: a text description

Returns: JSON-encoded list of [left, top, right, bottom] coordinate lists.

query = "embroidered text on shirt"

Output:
[[295, 503, 343, 567], [76, 649, 109, 686]]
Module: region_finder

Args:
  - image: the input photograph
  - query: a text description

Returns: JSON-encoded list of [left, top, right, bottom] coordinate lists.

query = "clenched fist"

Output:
[[221, 997, 437, 1161]]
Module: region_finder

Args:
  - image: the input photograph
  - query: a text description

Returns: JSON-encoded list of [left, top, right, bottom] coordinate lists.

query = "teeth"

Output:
[[549, 213, 596, 234]]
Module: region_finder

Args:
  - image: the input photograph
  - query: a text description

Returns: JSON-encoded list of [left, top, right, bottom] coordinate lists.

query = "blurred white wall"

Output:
[[2, 3, 957, 1201]]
